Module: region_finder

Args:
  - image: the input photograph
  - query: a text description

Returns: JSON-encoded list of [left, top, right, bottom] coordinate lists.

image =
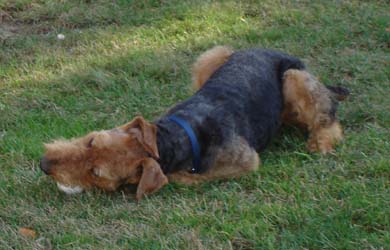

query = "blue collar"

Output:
[[168, 115, 201, 173]]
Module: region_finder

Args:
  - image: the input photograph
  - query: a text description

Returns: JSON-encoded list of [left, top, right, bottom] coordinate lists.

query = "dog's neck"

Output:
[[155, 119, 194, 174]]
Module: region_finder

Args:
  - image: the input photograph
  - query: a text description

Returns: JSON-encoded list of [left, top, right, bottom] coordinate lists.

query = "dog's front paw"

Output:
[[307, 136, 335, 154], [307, 137, 319, 153], [307, 122, 343, 154]]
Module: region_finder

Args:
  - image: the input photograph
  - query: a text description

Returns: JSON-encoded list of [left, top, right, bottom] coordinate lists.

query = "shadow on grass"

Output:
[[1, 0, 203, 29]]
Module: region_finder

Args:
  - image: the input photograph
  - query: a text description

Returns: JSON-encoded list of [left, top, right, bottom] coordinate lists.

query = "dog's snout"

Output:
[[40, 157, 51, 175]]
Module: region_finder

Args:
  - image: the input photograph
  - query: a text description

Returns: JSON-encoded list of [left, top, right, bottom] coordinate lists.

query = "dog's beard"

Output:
[[56, 183, 83, 194]]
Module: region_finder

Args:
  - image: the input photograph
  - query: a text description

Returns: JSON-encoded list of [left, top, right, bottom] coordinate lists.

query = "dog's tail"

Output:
[[192, 46, 233, 90]]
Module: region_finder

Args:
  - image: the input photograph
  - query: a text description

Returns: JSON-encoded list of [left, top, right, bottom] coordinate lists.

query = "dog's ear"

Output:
[[326, 86, 350, 101], [122, 116, 159, 159], [136, 158, 168, 200]]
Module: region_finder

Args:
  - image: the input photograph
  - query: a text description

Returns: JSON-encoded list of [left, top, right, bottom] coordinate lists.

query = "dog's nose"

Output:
[[40, 157, 51, 175]]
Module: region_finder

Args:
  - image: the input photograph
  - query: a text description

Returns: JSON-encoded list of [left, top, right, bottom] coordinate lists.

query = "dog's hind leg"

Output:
[[192, 46, 233, 90], [168, 136, 259, 185], [281, 69, 344, 154]]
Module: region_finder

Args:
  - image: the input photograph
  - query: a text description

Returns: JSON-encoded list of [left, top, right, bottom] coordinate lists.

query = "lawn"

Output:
[[0, 0, 389, 249]]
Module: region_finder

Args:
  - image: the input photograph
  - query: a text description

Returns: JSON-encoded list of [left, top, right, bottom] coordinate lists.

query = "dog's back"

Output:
[[156, 49, 304, 173]]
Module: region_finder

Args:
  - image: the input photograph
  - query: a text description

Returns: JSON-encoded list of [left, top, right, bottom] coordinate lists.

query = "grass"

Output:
[[0, 0, 389, 249]]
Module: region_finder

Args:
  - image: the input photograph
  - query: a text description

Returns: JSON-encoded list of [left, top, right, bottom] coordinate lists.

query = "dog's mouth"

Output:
[[56, 183, 84, 195]]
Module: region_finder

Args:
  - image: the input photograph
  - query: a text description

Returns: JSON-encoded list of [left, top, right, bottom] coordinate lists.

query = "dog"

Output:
[[40, 46, 349, 200]]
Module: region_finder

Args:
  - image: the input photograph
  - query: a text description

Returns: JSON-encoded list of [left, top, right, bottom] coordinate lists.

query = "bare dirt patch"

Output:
[[1, 10, 53, 41], [1, 10, 26, 39], [0, 22, 20, 39]]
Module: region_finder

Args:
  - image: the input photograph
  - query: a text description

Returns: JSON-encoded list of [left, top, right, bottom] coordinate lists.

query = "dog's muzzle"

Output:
[[56, 183, 83, 195]]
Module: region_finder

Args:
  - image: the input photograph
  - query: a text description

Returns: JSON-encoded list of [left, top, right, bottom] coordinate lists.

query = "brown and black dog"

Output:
[[40, 46, 349, 199]]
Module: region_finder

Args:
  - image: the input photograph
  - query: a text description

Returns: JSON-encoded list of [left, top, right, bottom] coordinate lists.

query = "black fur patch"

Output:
[[326, 85, 350, 101]]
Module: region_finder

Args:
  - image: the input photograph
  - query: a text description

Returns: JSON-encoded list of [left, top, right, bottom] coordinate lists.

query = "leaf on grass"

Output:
[[19, 227, 37, 239]]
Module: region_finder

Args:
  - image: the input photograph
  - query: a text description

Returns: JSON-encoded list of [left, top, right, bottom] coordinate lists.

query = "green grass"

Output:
[[1, 0, 389, 249]]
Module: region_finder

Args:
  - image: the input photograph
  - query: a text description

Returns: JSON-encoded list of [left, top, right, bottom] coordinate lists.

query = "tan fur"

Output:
[[282, 69, 344, 154], [307, 121, 343, 154], [168, 136, 259, 185], [192, 46, 234, 90], [42, 117, 167, 199], [136, 158, 168, 200]]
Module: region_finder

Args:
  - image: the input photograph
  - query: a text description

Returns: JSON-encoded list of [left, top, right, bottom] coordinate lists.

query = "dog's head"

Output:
[[40, 116, 167, 200]]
